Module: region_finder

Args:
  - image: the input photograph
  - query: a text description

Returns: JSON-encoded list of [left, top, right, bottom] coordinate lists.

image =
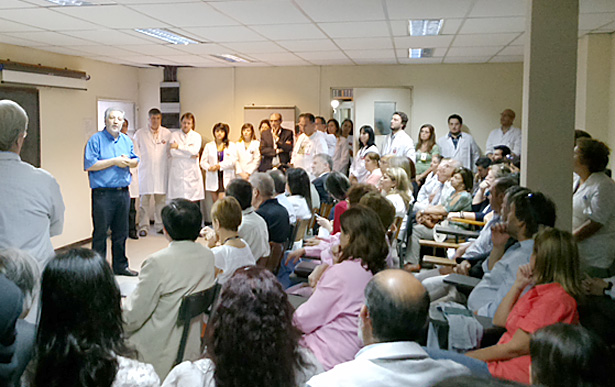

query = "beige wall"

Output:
[[0, 43, 140, 248]]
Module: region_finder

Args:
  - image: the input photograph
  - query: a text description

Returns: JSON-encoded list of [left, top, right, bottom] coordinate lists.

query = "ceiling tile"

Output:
[[3, 31, 96, 45], [55, 4, 168, 29], [296, 0, 386, 22], [277, 39, 338, 52], [85, 56, 141, 66], [579, 13, 615, 30], [249, 52, 301, 61], [0, 0, 38, 9], [443, 56, 491, 63], [222, 41, 288, 54], [441, 18, 465, 35], [580, 0, 615, 14], [0, 33, 43, 46], [36, 46, 88, 57], [595, 21, 615, 32], [398, 57, 444, 64], [0, 18, 42, 33], [354, 58, 399, 65], [446, 46, 501, 57], [393, 35, 454, 48], [489, 55, 524, 63], [64, 44, 143, 56], [469, 0, 526, 17], [452, 33, 519, 47], [318, 21, 389, 38], [308, 58, 354, 65], [296, 50, 348, 61], [115, 44, 185, 56], [344, 49, 396, 59], [498, 45, 524, 56], [396, 47, 447, 57], [61, 29, 151, 45], [251, 24, 326, 40], [182, 26, 265, 42], [460, 17, 525, 34], [266, 59, 311, 66], [0, 8, 101, 30], [123, 55, 175, 65], [128, 2, 238, 27], [386, 0, 474, 19], [210, 1, 309, 25], [170, 43, 233, 55], [334, 37, 393, 50]]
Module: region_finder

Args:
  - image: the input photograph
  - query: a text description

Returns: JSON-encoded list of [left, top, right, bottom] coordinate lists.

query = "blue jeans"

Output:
[[91, 187, 129, 271], [423, 347, 491, 377], [277, 251, 302, 289]]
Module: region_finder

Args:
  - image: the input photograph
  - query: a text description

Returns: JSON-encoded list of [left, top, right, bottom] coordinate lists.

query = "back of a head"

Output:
[[347, 184, 377, 207], [206, 266, 302, 387], [286, 168, 312, 204], [340, 207, 388, 275], [0, 100, 28, 152], [324, 172, 350, 201], [494, 145, 512, 157], [512, 190, 557, 237], [0, 274, 22, 358], [576, 138, 610, 173], [475, 156, 492, 169], [37, 248, 125, 387], [211, 197, 243, 232], [364, 269, 430, 343], [162, 199, 202, 241], [359, 193, 396, 231], [0, 248, 40, 315], [389, 156, 415, 180], [266, 169, 286, 195], [530, 323, 610, 387], [226, 179, 253, 210]]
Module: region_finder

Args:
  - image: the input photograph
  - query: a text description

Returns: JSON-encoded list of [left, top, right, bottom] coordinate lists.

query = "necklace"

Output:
[[223, 235, 241, 244]]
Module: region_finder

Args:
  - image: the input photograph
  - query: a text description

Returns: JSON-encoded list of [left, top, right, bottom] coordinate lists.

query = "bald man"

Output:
[[485, 109, 521, 157], [258, 113, 294, 171], [307, 270, 469, 386]]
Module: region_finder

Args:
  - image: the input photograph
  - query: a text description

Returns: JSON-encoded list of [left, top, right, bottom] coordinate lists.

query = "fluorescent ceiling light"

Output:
[[134, 29, 199, 45], [211, 54, 251, 64], [45, 0, 92, 5], [409, 19, 443, 36], [408, 48, 434, 59]]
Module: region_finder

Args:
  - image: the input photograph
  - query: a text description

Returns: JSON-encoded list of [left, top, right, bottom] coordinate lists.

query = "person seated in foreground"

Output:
[[204, 197, 255, 284], [25, 248, 160, 387], [307, 269, 469, 386], [530, 323, 610, 387], [267, 168, 296, 224], [0, 274, 23, 387], [0, 249, 39, 386], [123, 199, 216, 378], [469, 164, 512, 218], [467, 190, 556, 318], [294, 207, 388, 370], [316, 172, 350, 235], [251, 172, 291, 244], [225, 178, 270, 260], [414, 158, 459, 212], [162, 266, 323, 387], [285, 168, 313, 221]]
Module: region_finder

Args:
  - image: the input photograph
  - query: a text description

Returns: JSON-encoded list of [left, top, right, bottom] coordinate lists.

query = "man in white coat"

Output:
[[292, 113, 328, 179], [167, 112, 204, 203], [437, 114, 481, 172], [485, 109, 522, 157], [134, 108, 172, 236], [381, 111, 416, 163]]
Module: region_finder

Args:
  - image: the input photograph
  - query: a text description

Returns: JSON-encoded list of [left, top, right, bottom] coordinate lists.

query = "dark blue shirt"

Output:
[[256, 198, 291, 244], [84, 129, 138, 189]]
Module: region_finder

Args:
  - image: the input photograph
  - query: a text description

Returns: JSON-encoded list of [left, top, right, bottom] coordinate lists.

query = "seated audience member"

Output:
[[530, 323, 610, 387], [572, 138, 615, 277], [27, 248, 160, 386], [468, 190, 556, 318], [460, 228, 582, 384], [205, 197, 255, 284], [163, 266, 323, 387], [0, 249, 39, 386], [266, 169, 296, 224], [574, 129, 592, 146], [492, 145, 511, 163], [307, 270, 469, 386], [286, 168, 313, 221], [225, 179, 270, 260], [311, 153, 333, 204], [420, 154, 442, 186], [473, 157, 491, 196], [318, 172, 351, 234], [294, 207, 388, 370], [124, 199, 216, 378], [0, 274, 23, 387], [414, 159, 459, 212], [380, 167, 413, 218], [251, 172, 291, 244], [364, 152, 382, 187], [471, 164, 512, 216], [388, 155, 418, 197]]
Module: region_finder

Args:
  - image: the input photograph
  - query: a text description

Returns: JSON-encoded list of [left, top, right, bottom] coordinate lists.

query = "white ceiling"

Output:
[[0, 0, 613, 68]]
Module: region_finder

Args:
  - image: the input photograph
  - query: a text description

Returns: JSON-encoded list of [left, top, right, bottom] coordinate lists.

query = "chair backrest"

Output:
[[175, 284, 218, 366], [307, 207, 320, 230], [258, 242, 285, 274], [320, 202, 334, 219], [294, 218, 311, 242], [390, 216, 404, 241], [286, 223, 297, 250]]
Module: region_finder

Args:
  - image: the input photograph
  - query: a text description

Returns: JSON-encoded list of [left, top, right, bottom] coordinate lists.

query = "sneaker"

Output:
[[139, 229, 147, 237]]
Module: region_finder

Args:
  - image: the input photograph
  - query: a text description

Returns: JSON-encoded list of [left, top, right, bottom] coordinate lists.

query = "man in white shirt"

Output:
[[485, 109, 522, 157], [0, 99, 65, 269], [316, 116, 336, 157], [437, 114, 481, 172], [292, 113, 328, 178], [133, 108, 172, 236], [381, 111, 416, 163], [307, 269, 469, 386], [225, 178, 270, 260]]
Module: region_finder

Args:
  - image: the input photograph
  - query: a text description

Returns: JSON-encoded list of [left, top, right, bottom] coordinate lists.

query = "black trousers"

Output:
[[129, 198, 137, 234], [91, 187, 129, 271]]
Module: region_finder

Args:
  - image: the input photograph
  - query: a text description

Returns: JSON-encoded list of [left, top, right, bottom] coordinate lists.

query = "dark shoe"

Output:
[[129, 231, 139, 240], [156, 229, 164, 235], [139, 229, 147, 237], [114, 268, 138, 277]]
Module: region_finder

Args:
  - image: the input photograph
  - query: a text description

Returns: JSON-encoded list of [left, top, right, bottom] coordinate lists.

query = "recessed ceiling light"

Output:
[[211, 54, 251, 64], [134, 29, 199, 45], [45, 0, 92, 5], [408, 19, 443, 36], [409, 48, 434, 59]]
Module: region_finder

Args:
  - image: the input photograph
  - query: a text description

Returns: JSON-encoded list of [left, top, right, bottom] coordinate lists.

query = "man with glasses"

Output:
[[258, 113, 294, 171]]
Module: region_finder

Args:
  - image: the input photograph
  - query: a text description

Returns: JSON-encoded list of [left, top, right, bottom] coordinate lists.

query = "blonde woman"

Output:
[[379, 167, 412, 218], [236, 123, 261, 180]]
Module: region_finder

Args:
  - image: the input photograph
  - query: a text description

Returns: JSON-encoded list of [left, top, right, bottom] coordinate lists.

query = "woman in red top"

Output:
[[465, 227, 582, 384]]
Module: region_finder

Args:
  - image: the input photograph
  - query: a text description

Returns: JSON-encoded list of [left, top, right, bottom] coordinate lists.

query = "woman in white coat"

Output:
[[168, 113, 205, 202], [236, 123, 260, 180], [201, 123, 237, 203]]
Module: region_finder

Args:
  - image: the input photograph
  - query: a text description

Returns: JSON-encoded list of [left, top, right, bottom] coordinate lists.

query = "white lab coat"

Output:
[[236, 140, 261, 176], [133, 126, 172, 195], [168, 130, 205, 201], [200, 141, 237, 192]]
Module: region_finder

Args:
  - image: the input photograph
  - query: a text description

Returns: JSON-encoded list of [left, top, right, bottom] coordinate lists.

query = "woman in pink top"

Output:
[[293, 206, 388, 370], [364, 152, 382, 187]]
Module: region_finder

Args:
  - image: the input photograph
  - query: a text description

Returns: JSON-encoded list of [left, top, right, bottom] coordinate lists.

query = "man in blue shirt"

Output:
[[84, 107, 139, 276]]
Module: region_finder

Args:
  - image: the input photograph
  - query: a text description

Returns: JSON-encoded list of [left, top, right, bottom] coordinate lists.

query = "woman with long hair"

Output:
[[28, 248, 159, 387], [329, 119, 350, 174], [163, 266, 323, 386], [236, 123, 261, 180], [294, 206, 388, 370], [379, 167, 412, 218], [349, 125, 379, 183], [200, 123, 237, 203], [415, 124, 440, 182], [168, 112, 205, 202], [285, 168, 313, 221]]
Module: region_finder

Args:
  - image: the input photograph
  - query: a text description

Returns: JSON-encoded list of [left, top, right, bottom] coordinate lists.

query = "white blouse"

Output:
[[235, 140, 261, 176]]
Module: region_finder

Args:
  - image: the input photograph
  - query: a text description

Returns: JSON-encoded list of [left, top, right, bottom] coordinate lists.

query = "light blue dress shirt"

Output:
[[84, 129, 138, 189]]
